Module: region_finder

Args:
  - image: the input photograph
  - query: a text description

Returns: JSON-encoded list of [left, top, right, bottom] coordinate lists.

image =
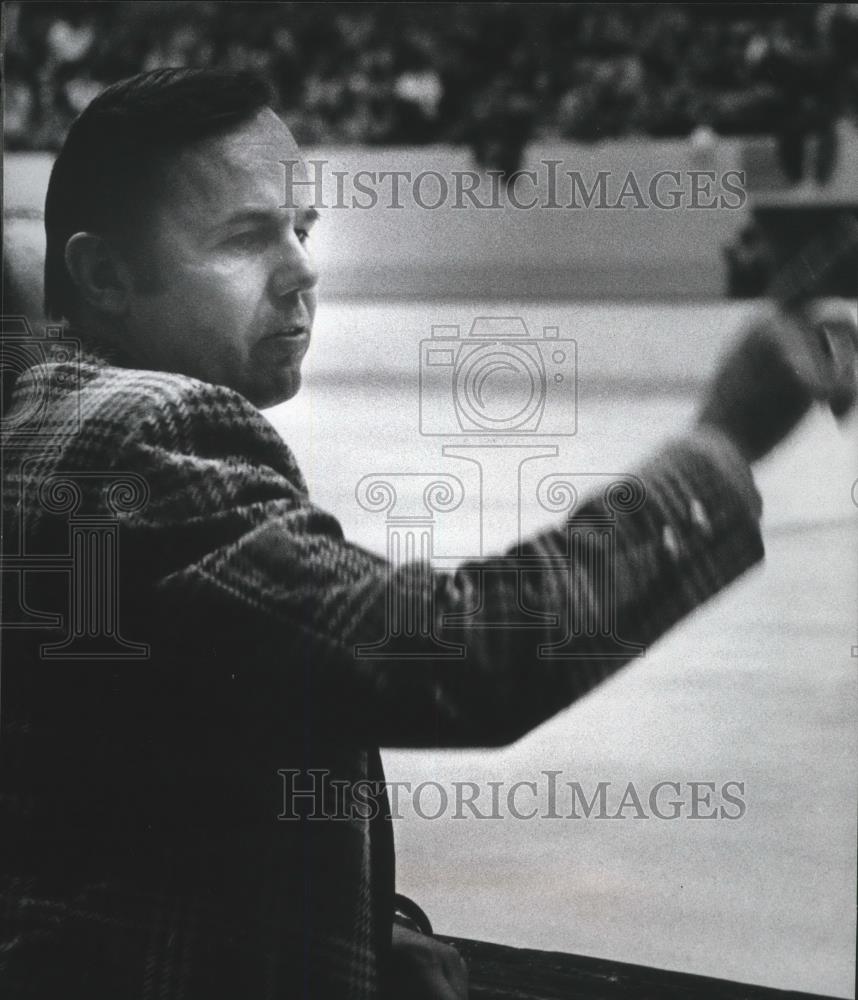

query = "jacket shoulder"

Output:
[[56, 355, 289, 463], [79, 360, 273, 443], [4, 349, 294, 474]]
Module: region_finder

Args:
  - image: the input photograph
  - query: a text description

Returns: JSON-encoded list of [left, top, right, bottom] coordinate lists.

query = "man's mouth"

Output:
[[264, 325, 309, 341]]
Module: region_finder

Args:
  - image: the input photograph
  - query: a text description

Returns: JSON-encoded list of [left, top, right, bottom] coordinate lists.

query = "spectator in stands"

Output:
[[3, 5, 856, 163]]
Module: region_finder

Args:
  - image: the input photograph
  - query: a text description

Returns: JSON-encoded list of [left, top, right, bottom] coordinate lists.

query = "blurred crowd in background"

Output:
[[5, 2, 858, 176]]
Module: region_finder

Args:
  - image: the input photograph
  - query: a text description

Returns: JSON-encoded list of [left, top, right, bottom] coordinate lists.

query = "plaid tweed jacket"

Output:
[[0, 339, 763, 999]]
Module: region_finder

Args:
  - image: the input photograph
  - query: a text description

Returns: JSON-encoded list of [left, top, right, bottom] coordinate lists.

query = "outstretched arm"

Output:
[[114, 382, 762, 749], [112, 300, 855, 749]]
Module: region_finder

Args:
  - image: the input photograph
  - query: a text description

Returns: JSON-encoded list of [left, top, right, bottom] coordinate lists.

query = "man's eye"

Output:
[[225, 231, 267, 252], [295, 228, 310, 246]]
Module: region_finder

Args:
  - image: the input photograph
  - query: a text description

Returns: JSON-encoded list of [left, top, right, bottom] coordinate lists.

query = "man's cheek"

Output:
[[191, 256, 265, 283], [194, 262, 270, 315]]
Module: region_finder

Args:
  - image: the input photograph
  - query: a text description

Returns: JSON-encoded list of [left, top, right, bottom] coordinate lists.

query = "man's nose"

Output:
[[268, 234, 319, 299]]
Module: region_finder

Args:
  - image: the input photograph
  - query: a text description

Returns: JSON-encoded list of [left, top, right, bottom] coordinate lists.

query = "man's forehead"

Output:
[[160, 108, 313, 222], [213, 107, 302, 166]]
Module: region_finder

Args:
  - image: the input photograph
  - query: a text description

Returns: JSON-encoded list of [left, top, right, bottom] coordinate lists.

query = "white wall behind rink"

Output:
[[5, 135, 750, 304], [9, 125, 857, 302], [287, 136, 750, 300]]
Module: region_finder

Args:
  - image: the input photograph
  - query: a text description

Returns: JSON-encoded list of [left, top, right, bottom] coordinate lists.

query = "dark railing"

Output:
[[441, 937, 838, 1000]]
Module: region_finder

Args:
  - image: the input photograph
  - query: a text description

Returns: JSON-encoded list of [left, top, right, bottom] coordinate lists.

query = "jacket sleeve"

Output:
[[114, 381, 764, 748]]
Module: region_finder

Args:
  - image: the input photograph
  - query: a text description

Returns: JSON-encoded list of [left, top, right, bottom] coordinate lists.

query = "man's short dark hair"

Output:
[[44, 67, 274, 322]]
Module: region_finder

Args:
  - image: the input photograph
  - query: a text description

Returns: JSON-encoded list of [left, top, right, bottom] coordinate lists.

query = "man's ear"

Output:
[[64, 232, 134, 317]]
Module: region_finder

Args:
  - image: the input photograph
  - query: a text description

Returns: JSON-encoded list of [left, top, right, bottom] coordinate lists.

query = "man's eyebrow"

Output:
[[299, 206, 321, 225], [215, 206, 320, 229]]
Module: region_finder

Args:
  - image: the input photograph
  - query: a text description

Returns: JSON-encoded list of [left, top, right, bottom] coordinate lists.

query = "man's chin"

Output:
[[252, 369, 303, 410]]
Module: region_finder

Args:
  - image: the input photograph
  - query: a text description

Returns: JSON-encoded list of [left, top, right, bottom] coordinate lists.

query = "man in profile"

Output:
[[1, 68, 855, 999]]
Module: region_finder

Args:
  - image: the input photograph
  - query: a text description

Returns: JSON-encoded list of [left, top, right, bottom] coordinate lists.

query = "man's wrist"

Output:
[[685, 423, 762, 522], [694, 410, 755, 465]]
